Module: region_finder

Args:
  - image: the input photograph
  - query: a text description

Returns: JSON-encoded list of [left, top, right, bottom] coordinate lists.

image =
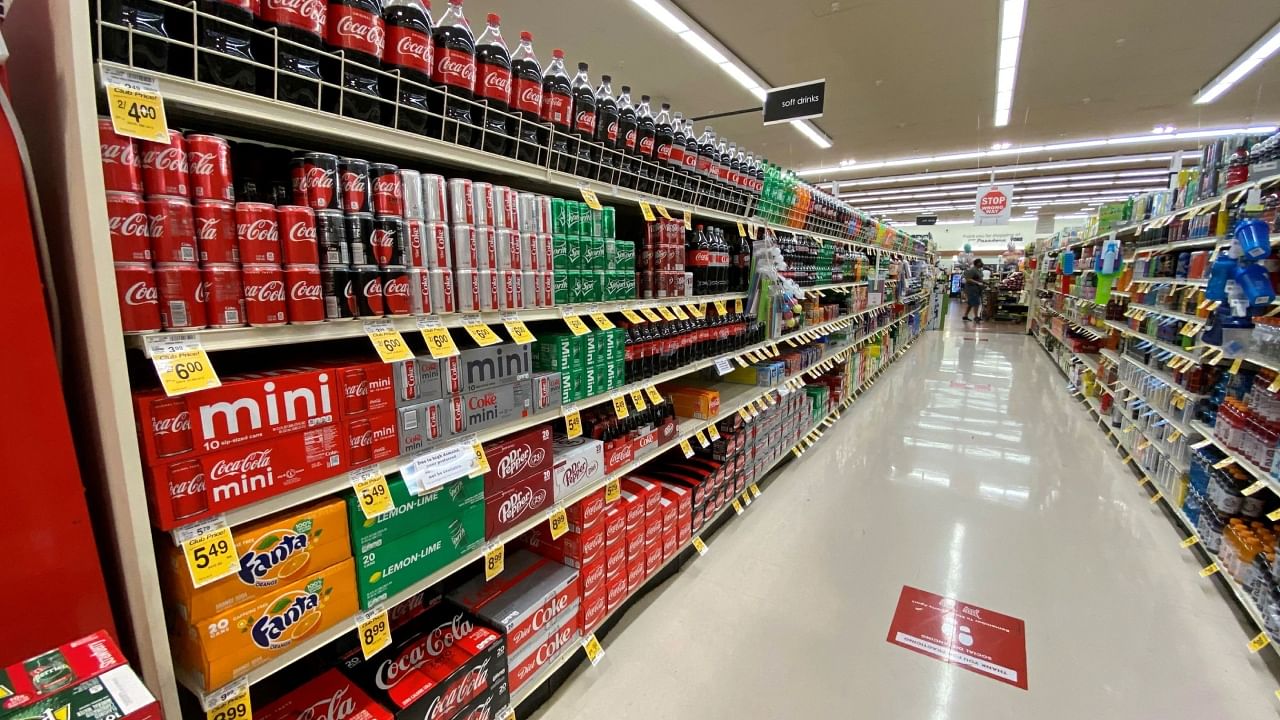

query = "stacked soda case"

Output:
[[548, 199, 637, 304], [532, 328, 626, 405], [0, 631, 162, 720], [619, 311, 765, 383], [578, 398, 679, 475]]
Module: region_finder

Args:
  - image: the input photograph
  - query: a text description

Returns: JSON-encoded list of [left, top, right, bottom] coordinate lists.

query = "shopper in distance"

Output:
[[962, 258, 985, 322]]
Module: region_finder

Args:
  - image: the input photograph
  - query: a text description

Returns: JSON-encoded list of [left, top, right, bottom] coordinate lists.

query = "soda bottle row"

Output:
[[620, 313, 764, 383]]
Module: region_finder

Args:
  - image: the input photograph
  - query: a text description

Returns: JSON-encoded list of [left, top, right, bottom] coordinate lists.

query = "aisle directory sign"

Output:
[[886, 585, 1028, 690], [762, 79, 826, 125]]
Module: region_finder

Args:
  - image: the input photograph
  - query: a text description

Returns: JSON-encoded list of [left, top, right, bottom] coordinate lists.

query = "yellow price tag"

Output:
[[484, 543, 504, 581], [582, 634, 606, 666], [417, 317, 460, 359], [734, 356, 749, 368], [640, 306, 662, 322], [1180, 535, 1200, 548], [694, 429, 709, 448], [1270, 508, 1280, 522], [1200, 563, 1220, 577], [176, 517, 239, 589], [1243, 480, 1268, 496], [145, 334, 222, 397], [1231, 357, 1244, 374], [202, 679, 251, 720], [741, 491, 752, 506], [713, 300, 728, 315], [350, 468, 394, 520], [654, 204, 674, 220], [738, 407, 752, 422], [462, 318, 502, 347], [471, 436, 491, 476], [590, 312, 616, 331], [548, 506, 569, 540], [621, 308, 645, 323], [707, 424, 720, 441], [1249, 632, 1272, 653], [1169, 430, 1182, 442], [612, 394, 630, 419], [355, 606, 392, 660], [644, 385, 663, 405], [657, 305, 677, 321], [638, 200, 656, 222], [580, 187, 603, 211], [732, 499, 744, 515], [563, 406, 583, 439], [671, 304, 689, 321], [680, 439, 694, 458], [1212, 457, 1237, 470], [737, 221, 747, 237], [692, 536, 708, 555], [364, 319, 414, 362], [734, 298, 744, 314], [501, 314, 536, 344], [1270, 375, 1280, 393], [564, 314, 591, 336], [605, 478, 621, 504], [629, 389, 647, 411], [750, 483, 761, 498], [683, 209, 693, 231], [687, 304, 705, 319], [1149, 492, 1163, 504], [104, 68, 170, 143]]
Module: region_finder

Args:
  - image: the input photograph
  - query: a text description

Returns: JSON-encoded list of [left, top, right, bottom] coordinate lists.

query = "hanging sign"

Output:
[[974, 184, 1013, 226]]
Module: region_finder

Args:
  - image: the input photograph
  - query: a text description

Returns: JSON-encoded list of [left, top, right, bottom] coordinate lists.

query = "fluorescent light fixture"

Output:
[[1195, 19, 1280, 104], [629, 0, 689, 33], [719, 61, 762, 93], [837, 154, 1184, 187], [991, 141, 1012, 150], [679, 30, 729, 64], [791, 120, 833, 149], [994, 0, 1026, 127]]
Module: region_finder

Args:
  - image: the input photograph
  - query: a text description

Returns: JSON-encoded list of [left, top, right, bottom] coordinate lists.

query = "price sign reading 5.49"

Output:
[[364, 319, 413, 362], [175, 516, 240, 589], [350, 467, 394, 519], [145, 334, 221, 397]]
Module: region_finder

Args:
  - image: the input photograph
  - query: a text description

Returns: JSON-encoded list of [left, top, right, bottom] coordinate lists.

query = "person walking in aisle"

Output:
[[962, 258, 985, 321]]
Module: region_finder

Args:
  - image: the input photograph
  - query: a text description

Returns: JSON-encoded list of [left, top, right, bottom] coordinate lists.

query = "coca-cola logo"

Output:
[[306, 167, 335, 191], [363, 278, 382, 297], [575, 110, 596, 134], [370, 228, 395, 249], [396, 34, 431, 63], [298, 685, 356, 720], [535, 624, 576, 665], [266, 0, 325, 24], [384, 276, 409, 297], [459, 695, 493, 720], [245, 279, 286, 303], [372, 178, 401, 199], [498, 485, 547, 523], [242, 218, 279, 243], [518, 85, 542, 107], [335, 14, 385, 53], [351, 427, 374, 448], [428, 613, 474, 656], [438, 56, 476, 83], [152, 410, 190, 436], [143, 146, 188, 172], [423, 662, 488, 720], [482, 71, 510, 95], [124, 281, 158, 306], [288, 221, 317, 244], [584, 561, 605, 589], [495, 444, 545, 479], [189, 151, 216, 177], [196, 217, 223, 241], [531, 594, 570, 632], [639, 136, 655, 155], [195, 280, 210, 303], [210, 449, 272, 481], [100, 142, 136, 166], [110, 212, 148, 238], [169, 472, 204, 498], [291, 280, 322, 301], [340, 171, 366, 195]]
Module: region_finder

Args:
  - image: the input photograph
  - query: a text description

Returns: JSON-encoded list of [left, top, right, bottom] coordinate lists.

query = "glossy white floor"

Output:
[[531, 323, 1280, 719]]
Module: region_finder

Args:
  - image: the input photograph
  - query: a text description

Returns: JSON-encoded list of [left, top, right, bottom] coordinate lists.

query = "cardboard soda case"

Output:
[[551, 435, 605, 501], [442, 381, 532, 436], [481, 424, 553, 495], [346, 474, 484, 555], [257, 668, 393, 720], [440, 343, 532, 395], [0, 666, 160, 720], [164, 498, 351, 623], [356, 502, 485, 609], [507, 604, 580, 694], [484, 468, 554, 538], [0, 631, 129, 714], [449, 550, 580, 658]]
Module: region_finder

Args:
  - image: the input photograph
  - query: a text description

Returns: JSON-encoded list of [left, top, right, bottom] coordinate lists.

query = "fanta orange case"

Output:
[[172, 557, 358, 691], [163, 499, 351, 624]]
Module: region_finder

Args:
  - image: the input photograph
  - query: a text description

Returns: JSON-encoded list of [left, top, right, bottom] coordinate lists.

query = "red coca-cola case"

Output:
[[644, 537, 661, 576], [578, 552, 606, 597], [626, 555, 645, 593], [602, 437, 634, 474], [605, 571, 627, 613], [484, 468, 553, 538], [621, 477, 662, 517], [0, 630, 128, 712], [144, 423, 347, 530], [449, 549, 580, 659], [324, 360, 397, 417], [340, 600, 509, 720], [579, 583, 606, 634], [346, 409, 398, 468], [602, 505, 626, 546], [616, 491, 645, 529], [522, 521, 605, 569], [481, 423, 553, 495], [604, 540, 625, 580], [566, 487, 605, 531], [257, 669, 393, 720]]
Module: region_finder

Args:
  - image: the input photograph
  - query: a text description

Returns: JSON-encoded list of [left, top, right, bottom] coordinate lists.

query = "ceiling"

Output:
[[473, 0, 1280, 218]]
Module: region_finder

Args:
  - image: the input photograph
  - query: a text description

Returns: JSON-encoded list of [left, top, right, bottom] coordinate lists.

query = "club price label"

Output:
[[605, 478, 621, 503], [583, 634, 606, 666], [629, 389, 647, 411], [580, 187, 603, 211], [1200, 563, 1220, 577], [683, 209, 693, 231], [687, 304, 705, 319], [657, 306, 677, 321], [548, 506, 569, 540], [355, 606, 392, 660], [202, 678, 251, 720], [501, 314, 536, 344], [1180, 535, 1200, 548], [350, 467, 394, 519], [461, 316, 502, 347], [694, 429, 709, 447], [563, 314, 591, 336], [590, 312, 616, 331], [749, 483, 761, 498], [679, 439, 694, 458], [145, 334, 221, 397], [640, 306, 663, 322], [671, 304, 689, 321], [732, 499, 744, 515], [484, 542, 504, 581], [644, 385, 663, 405], [563, 405, 583, 439], [737, 221, 748, 237], [713, 300, 728, 315], [417, 317, 460, 358], [612, 394, 630, 419], [102, 66, 170, 143], [176, 516, 240, 589], [364, 319, 414, 362], [638, 200, 656, 222], [470, 436, 491, 476], [654, 204, 674, 220], [706, 424, 720, 441], [692, 536, 708, 555], [1249, 632, 1271, 653], [621, 308, 645, 323]]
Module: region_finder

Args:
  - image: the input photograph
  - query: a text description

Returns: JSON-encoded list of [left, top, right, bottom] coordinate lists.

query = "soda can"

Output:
[[148, 395, 194, 457], [242, 263, 287, 325], [371, 215, 405, 267], [107, 191, 151, 262], [497, 270, 520, 310], [277, 205, 319, 265], [98, 118, 142, 194], [447, 178, 474, 224], [550, 197, 567, 234], [602, 206, 615, 239], [552, 271, 569, 305], [638, 270, 652, 299], [491, 185, 512, 229], [146, 196, 197, 263], [452, 223, 478, 269], [423, 221, 452, 269], [339, 157, 371, 213], [193, 199, 237, 264], [186, 133, 234, 202], [589, 208, 605, 239], [284, 264, 324, 323], [477, 270, 500, 311], [494, 228, 521, 271], [200, 264, 244, 328], [521, 271, 537, 309], [422, 173, 447, 221], [113, 261, 161, 332], [371, 162, 404, 217], [407, 268, 432, 315], [472, 182, 494, 227], [538, 233, 554, 273], [315, 209, 350, 266], [517, 232, 537, 272], [346, 211, 375, 267], [475, 226, 497, 271], [321, 265, 356, 320], [298, 152, 338, 209], [517, 193, 539, 233], [455, 269, 482, 312], [428, 268, 456, 314], [400, 169, 424, 219], [382, 266, 411, 316], [139, 130, 190, 198], [539, 271, 553, 307], [155, 262, 207, 330], [354, 265, 385, 317], [537, 195, 553, 234], [234, 201, 280, 263]]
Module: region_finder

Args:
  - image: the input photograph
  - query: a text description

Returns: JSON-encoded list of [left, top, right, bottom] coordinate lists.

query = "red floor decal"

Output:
[[886, 586, 1028, 690]]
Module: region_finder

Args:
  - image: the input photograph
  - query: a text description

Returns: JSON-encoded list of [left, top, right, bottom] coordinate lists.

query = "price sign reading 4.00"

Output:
[[102, 66, 170, 143], [417, 316, 460, 358], [145, 334, 221, 397], [364, 319, 413, 362]]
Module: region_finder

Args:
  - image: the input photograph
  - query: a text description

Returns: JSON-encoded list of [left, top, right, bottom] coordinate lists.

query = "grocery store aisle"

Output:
[[532, 328, 1280, 719]]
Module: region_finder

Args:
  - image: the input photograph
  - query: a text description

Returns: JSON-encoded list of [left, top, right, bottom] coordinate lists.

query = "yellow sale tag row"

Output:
[[694, 429, 709, 448], [738, 407, 752, 422], [639, 306, 662, 322], [612, 394, 630, 419], [734, 298, 744, 314], [417, 317, 460, 358], [563, 405, 583, 439], [732, 499, 744, 515], [654, 204, 674, 220], [629, 389, 647, 411], [580, 187, 603, 211], [638, 200, 656, 222], [680, 439, 694, 458], [645, 384, 663, 405], [692, 536, 708, 555], [145, 334, 222, 397], [707, 424, 721, 441], [1249, 632, 1272, 653], [1269, 507, 1280, 522], [176, 516, 239, 589], [713, 299, 728, 315], [687, 304, 705, 319], [621, 308, 645, 323], [103, 66, 171, 143], [350, 467, 395, 520], [1270, 375, 1280, 393], [1212, 457, 1237, 470], [1243, 480, 1268, 496], [683, 209, 693, 231], [590, 312, 615, 331], [355, 606, 392, 660], [484, 542, 504, 581], [470, 436, 491, 476], [202, 678, 251, 720], [671, 305, 689, 321], [1180, 535, 1200, 549], [365, 319, 414, 362], [750, 483, 761, 498], [548, 506, 569, 539], [1200, 563, 1220, 577], [1231, 357, 1244, 374], [583, 634, 605, 665], [1150, 492, 1163, 504], [462, 316, 502, 347]]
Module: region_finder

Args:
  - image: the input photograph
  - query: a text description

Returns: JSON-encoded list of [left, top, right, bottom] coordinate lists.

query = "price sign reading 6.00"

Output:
[[417, 316, 460, 358]]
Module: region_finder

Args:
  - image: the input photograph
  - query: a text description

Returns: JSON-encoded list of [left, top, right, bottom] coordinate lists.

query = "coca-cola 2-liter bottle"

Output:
[[475, 13, 513, 156], [654, 103, 676, 198], [432, 0, 477, 148], [541, 50, 573, 171], [196, 0, 257, 93], [634, 95, 656, 193], [594, 75, 620, 182], [509, 31, 544, 164], [615, 85, 638, 188], [680, 118, 700, 204], [256, 0, 326, 108], [325, 0, 386, 123], [381, 0, 433, 135], [670, 111, 690, 203], [570, 62, 598, 177]]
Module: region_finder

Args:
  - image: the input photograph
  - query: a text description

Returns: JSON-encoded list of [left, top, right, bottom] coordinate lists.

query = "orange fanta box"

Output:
[[164, 499, 352, 624], [173, 557, 358, 691]]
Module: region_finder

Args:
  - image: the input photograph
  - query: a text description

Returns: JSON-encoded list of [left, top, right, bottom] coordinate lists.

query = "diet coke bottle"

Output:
[[509, 31, 543, 164], [325, 0, 386, 123], [432, 0, 477, 148], [474, 13, 512, 157], [381, 0, 434, 135]]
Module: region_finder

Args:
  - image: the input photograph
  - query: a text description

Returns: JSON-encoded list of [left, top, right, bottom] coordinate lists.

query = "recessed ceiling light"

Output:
[[1194, 18, 1280, 104], [991, 141, 1012, 150]]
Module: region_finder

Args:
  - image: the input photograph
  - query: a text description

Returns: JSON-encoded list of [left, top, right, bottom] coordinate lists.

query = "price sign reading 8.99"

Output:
[[355, 606, 392, 660]]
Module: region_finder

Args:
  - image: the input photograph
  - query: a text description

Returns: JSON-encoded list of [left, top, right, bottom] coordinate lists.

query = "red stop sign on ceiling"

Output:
[[979, 190, 1008, 216]]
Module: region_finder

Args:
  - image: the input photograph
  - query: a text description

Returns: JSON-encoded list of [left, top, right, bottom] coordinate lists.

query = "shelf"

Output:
[[1100, 348, 1122, 365], [1129, 303, 1205, 325], [1115, 416, 1189, 475], [1131, 236, 1224, 255], [1117, 354, 1207, 400], [1073, 352, 1100, 374], [1104, 320, 1204, 365], [175, 315, 924, 698], [1189, 420, 1279, 492], [1131, 276, 1209, 287], [99, 61, 924, 261], [1111, 376, 1198, 439]]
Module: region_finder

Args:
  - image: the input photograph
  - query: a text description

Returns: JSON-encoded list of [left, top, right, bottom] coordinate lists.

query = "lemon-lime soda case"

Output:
[[162, 499, 351, 624], [172, 557, 358, 691], [357, 500, 484, 609], [345, 474, 484, 555]]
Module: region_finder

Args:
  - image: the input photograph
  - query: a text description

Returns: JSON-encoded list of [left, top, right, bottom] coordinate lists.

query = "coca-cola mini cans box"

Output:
[[530, 372, 562, 413], [346, 410, 398, 468], [481, 424, 552, 495], [484, 468, 553, 538], [397, 399, 446, 457], [441, 381, 532, 437], [326, 360, 396, 417], [439, 343, 531, 396], [391, 356, 444, 407], [523, 521, 605, 569], [551, 435, 605, 502]]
